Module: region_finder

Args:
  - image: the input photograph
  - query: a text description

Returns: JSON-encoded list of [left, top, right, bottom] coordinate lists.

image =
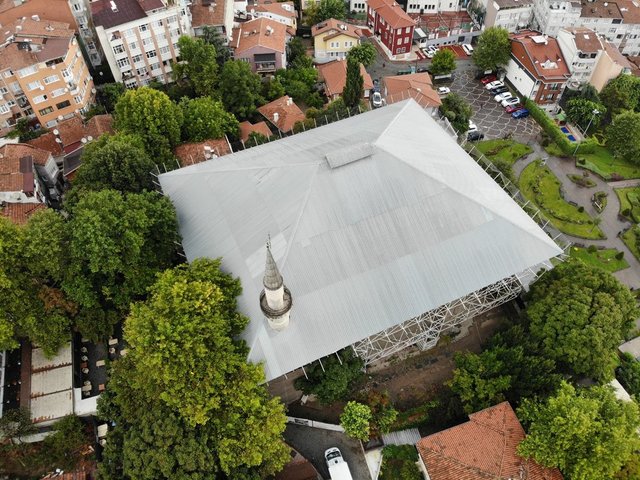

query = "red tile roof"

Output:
[[239, 120, 273, 142], [231, 17, 287, 54], [0, 202, 45, 225], [510, 32, 570, 82], [383, 72, 441, 108], [191, 0, 227, 28], [1, 143, 51, 166], [312, 18, 361, 39], [369, 0, 415, 28], [174, 138, 232, 167], [257, 95, 305, 133], [318, 60, 374, 98], [417, 402, 563, 480]]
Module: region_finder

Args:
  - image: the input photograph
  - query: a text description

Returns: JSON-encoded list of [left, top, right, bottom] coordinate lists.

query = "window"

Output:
[[124, 28, 135, 37], [146, 50, 157, 58], [545, 93, 554, 100], [74, 95, 82, 103], [139, 24, 149, 32], [117, 57, 130, 68], [396, 28, 402, 34], [160, 45, 171, 55], [132, 54, 143, 64], [32, 94, 47, 104], [62, 68, 71, 78], [0, 87, 7, 94], [168, 15, 178, 23], [129, 41, 138, 50], [155, 19, 164, 28], [52, 88, 66, 97], [0, 103, 9, 114], [39, 106, 54, 115], [45, 119, 58, 128], [18, 65, 37, 78], [406, 27, 411, 33], [404, 37, 410, 44], [137, 67, 147, 76], [171, 28, 180, 37], [3, 70, 13, 78], [150, 62, 161, 71], [113, 44, 125, 54], [43, 75, 60, 85], [6, 100, 15, 106], [56, 100, 71, 109], [157, 32, 167, 43], [72, 2, 81, 11], [397, 38, 402, 45], [143, 37, 154, 48], [27, 80, 42, 91]]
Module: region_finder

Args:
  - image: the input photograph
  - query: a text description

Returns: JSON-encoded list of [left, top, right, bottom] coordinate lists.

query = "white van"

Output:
[[462, 43, 474, 55], [325, 447, 353, 480]]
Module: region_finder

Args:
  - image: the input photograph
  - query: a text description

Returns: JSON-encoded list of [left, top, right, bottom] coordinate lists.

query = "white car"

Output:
[[468, 120, 478, 132], [494, 92, 513, 102], [371, 91, 383, 108], [485, 80, 504, 90], [462, 43, 474, 55], [437, 86, 451, 95], [501, 97, 520, 108]]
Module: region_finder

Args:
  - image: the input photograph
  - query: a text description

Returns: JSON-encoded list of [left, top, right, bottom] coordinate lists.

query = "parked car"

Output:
[[501, 97, 520, 108], [494, 92, 513, 102], [467, 130, 485, 141], [468, 120, 478, 132], [490, 86, 508, 95], [480, 75, 497, 85], [372, 79, 380, 93], [396, 69, 412, 75], [437, 86, 451, 95], [416, 66, 429, 73], [512, 108, 530, 118], [371, 91, 383, 108], [485, 80, 504, 90], [505, 104, 523, 113], [462, 44, 474, 55], [325, 448, 353, 480]]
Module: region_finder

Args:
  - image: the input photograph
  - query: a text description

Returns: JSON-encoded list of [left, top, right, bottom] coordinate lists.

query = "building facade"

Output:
[[0, 18, 95, 130], [405, 0, 461, 14], [484, 0, 534, 31], [249, 1, 297, 29], [92, 0, 193, 88], [231, 18, 287, 74], [367, 0, 415, 58], [312, 18, 361, 63], [531, 0, 581, 37]]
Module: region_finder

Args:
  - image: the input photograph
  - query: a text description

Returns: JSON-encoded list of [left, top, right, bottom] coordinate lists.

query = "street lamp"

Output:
[[573, 109, 600, 157]]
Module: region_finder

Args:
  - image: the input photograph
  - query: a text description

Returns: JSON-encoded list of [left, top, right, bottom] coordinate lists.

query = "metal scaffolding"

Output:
[[351, 272, 529, 365]]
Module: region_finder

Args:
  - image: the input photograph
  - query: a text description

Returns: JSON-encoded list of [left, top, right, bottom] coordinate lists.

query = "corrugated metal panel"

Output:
[[160, 100, 562, 381], [382, 428, 422, 446]]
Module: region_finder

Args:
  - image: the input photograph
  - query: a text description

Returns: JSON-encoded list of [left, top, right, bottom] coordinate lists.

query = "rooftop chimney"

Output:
[[110, 0, 118, 12], [273, 112, 279, 123], [31, 14, 39, 21]]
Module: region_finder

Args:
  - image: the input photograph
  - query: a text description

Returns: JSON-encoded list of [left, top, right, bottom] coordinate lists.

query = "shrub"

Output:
[[616, 352, 640, 396], [340, 401, 372, 441], [616, 251, 625, 260], [524, 99, 573, 156], [588, 245, 598, 253], [623, 208, 632, 217], [380, 445, 422, 480]]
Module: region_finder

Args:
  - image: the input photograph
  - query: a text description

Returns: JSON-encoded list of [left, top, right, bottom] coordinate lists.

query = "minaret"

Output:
[[259, 240, 292, 331]]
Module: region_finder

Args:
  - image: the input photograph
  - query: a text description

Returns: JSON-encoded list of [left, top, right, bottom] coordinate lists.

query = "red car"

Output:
[[480, 75, 497, 85], [505, 104, 523, 113]]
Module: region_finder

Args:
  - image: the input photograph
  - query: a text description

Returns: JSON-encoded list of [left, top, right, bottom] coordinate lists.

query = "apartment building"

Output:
[[312, 18, 362, 63], [249, 1, 297, 29], [531, 0, 581, 36], [68, 0, 103, 66], [405, 0, 461, 14], [0, 17, 95, 130], [484, 0, 534, 32], [230, 18, 287, 74], [190, 0, 234, 40], [92, 0, 193, 88], [367, 0, 415, 58]]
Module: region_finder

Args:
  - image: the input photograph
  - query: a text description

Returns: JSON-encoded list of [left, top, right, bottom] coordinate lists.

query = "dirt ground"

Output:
[[286, 304, 513, 423]]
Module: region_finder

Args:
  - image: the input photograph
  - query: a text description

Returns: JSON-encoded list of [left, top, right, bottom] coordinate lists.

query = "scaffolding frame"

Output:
[[351, 271, 533, 365]]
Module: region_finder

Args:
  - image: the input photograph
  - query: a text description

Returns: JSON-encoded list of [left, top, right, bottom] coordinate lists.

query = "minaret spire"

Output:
[[259, 237, 292, 331]]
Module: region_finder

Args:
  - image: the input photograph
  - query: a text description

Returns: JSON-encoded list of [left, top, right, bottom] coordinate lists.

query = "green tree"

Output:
[[439, 92, 472, 135], [40, 416, 90, 470], [287, 37, 307, 67], [526, 261, 637, 382], [63, 190, 179, 339], [96, 82, 125, 112], [340, 401, 372, 441], [218, 60, 265, 120], [616, 455, 640, 480], [179, 97, 239, 142], [264, 77, 286, 101], [6, 118, 47, 142], [565, 98, 605, 133], [347, 43, 377, 68], [430, 49, 457, 76], [472, 27, 511, 72], [518, 382, 640, 480], [600, 74, 640, 116], [607, 111, 640, 163], [306, 0, 346, 25], [71, 133, 155, 195], [343, 56, 363, 108], [115, 87, 183, 162], [0, 407, 36, 441], [172, 35, 219, 97], [617, 353, 640, 397], [201, 26, 231, 66]]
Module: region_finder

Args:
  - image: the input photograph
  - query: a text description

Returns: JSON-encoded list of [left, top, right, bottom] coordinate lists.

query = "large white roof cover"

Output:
[[159, 100, 562, 381]]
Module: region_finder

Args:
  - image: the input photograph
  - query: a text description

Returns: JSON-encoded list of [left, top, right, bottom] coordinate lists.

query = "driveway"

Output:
[[451, 69, 540, 142], [284, 424, 371, 480]]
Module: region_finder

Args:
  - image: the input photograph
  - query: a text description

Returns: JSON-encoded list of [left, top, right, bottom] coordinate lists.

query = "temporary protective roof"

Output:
[[159, 100, 562, 381]]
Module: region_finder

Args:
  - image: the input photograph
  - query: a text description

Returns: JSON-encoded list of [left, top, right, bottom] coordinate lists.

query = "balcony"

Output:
[[256, 62, 276, 72]]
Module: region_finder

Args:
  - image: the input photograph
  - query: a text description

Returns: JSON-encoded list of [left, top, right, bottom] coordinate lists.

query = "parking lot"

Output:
[[450, 69, 540, 141]]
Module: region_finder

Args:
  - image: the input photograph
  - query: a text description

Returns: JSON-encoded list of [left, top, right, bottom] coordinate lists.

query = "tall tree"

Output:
[[96, 83, 125, 112], [63, 190, 179, 339], [565, 98, 605, 134], [347, 43, 377, 68], [342, 56, 363, 108], [200, 26, 232, 67], [607, 111, 640, 163], [172, 35, 219, 97], [287, 37, 307, 67], [526, 261, 637, 381], [518, 382, 640, 480], [306, 0, 347, 25], [179, 97, 239, 142], [340, 401, 373, 441], [600, 73, 640, 117], [218, 60, 265, 120], [115, 87, 183, 162], [71, 133, 155, 195], [439, 92, 472, 135], [472, 27, 511, 72], [430, 49, 457, 76]]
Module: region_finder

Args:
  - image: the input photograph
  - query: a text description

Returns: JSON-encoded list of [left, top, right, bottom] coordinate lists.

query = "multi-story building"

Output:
[[312, 18, 362, 63], [484, 0, 534, 32], [557, 27, 631, 90], [190, 0, 235, 40], [68, 0, 103, 66], [0, 18, 95, 130], [405, 0, 461, 14], [230, 18, 287, 74], [249, 1, 297, 30], [350, 0, 367, 12], [505, 31, 570, 112], [367, 0, 415, 58], [531, 0, 581, 37], [91, 0, 193, 88]]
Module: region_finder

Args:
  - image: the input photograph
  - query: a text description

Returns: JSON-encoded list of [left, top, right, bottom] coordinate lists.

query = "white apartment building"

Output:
[[406, 0, 461, 14], [91, 0, 192, 88], [349, 0, 366, 12], [249, 1, 297, 29], [484, 0, 534, 31], [68, 0, 103, 66], [532, 0, 581, 36]]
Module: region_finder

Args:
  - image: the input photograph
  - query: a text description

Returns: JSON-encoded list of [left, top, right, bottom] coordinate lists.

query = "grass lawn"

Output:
[[519, 160, 605, 239], [476, 139, 533, 165], [622, 228, 640, 261], [577, 146, 640, 180], [570, 247, 629, 272]]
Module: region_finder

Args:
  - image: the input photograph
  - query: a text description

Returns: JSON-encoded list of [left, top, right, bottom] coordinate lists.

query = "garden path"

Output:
[[512, 142, 640, 289]]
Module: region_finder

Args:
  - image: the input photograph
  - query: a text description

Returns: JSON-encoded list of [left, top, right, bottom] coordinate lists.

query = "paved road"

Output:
[[512, 142, 640, 289], [284, 424, 371, 480]]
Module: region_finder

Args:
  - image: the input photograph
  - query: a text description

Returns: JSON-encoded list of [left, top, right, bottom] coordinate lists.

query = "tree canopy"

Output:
[[200, 26, 231, 67], [607, 111, 640, 163], [600, 74, 640, 116], [218, 60, 265, 120], [565, 98, 605, 134], [340, 401, 373, 441], [306, 0, 346, 25], [347, 43, 377, 68], [343, 56, 364, 108], [430, 49, 457, 76], [172, 35, 219, 97], [179, 96, 239, 142], [518, 382, 640, 480], [115, 87, 183, 162], [472, 27, 511, 72], [439, 92, 472, 135], [526, 261, 637, 381]]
